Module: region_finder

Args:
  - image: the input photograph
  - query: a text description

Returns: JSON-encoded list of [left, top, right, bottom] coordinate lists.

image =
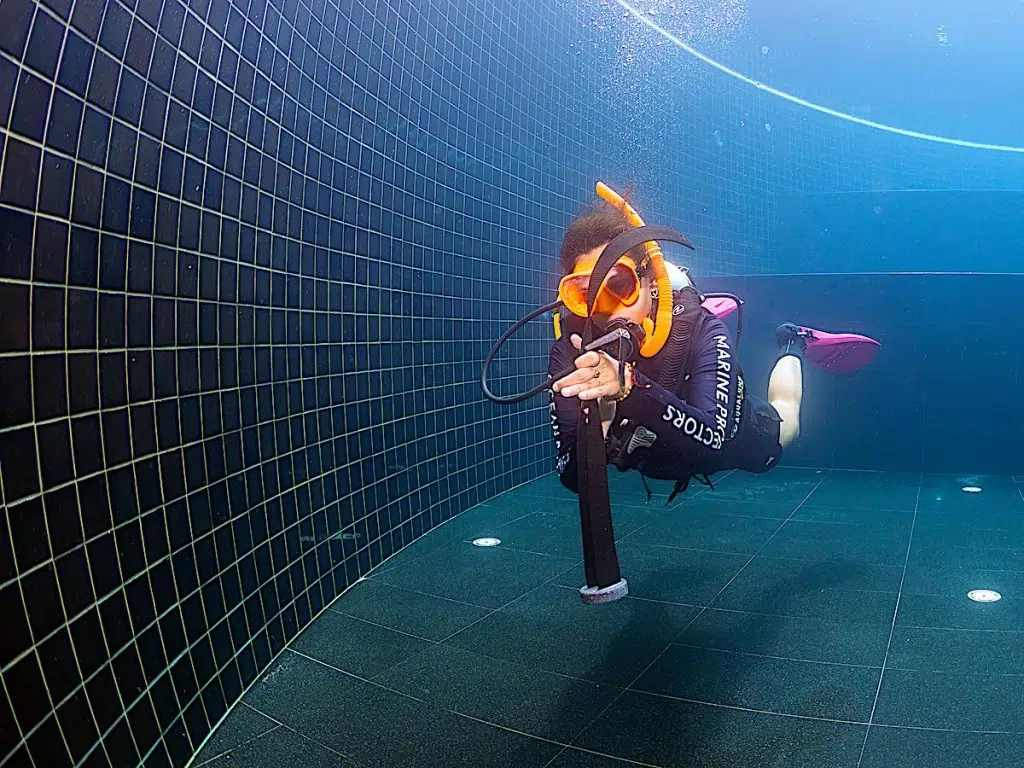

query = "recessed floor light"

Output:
[[962, 486, 983, 493], [968, 590, 1001, 603], [472, 537, 501, 547]]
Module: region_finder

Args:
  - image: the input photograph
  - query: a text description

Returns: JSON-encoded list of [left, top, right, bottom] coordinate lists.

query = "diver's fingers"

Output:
[[559, 367, 622, 398], [576, 383, 621, 401], [553, 367, 599, 395], [573, 351, 601, 369], [570, 334, 582, 349]]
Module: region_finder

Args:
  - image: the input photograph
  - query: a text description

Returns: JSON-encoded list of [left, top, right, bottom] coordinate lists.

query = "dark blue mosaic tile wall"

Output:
[[0, 0, 619, 764]]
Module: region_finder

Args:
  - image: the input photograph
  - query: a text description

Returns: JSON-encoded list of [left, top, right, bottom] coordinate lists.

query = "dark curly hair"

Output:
[[559, 191, 646, 276]]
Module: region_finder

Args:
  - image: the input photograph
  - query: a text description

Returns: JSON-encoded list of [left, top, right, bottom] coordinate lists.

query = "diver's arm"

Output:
[[548, 340, 580, 493], [612, 320, 741, 463]]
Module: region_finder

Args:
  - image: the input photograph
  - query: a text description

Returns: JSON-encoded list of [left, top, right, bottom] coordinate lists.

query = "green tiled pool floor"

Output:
[[195, 469, 1024, 767]]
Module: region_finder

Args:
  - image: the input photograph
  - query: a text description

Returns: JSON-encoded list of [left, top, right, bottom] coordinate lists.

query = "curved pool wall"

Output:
[[0, 0, 644, 763], [1, 0, 1022, 766]]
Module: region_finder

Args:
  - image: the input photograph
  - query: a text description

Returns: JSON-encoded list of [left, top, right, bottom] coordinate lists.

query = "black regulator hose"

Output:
[[481, 306, 647, 404], [480, 300, 570, 405]]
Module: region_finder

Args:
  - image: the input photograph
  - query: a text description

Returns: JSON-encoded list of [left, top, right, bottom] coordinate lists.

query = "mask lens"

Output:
[[559, 262, 641, 317], [559, 274, 590, 316], [603, 264, 640, 302]]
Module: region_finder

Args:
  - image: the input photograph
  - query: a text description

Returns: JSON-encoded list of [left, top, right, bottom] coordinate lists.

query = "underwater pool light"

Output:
[[968, 590, 1001, 603], [962, 486, 983, 493], [472, 537, 501, 547]]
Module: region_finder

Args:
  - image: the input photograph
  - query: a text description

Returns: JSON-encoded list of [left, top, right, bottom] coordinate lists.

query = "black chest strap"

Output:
[[637, 286, 717, 506]]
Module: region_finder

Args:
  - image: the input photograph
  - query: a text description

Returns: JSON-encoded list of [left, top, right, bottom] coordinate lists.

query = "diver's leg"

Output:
[[769, 355, 803, 449], [770, 323, 808, 449]]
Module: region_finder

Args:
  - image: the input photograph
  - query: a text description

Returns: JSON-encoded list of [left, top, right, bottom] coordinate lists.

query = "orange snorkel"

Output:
[[594, 182, 675, 358]]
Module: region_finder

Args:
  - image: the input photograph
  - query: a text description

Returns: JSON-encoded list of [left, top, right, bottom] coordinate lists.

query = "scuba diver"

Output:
[[548, 186, 879, 501], [481, 182, 878, 602]]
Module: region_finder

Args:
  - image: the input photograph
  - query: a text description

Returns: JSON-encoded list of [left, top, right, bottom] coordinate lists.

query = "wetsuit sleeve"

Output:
[[547, 340, 580, 493], [611, 318, 742, 464]]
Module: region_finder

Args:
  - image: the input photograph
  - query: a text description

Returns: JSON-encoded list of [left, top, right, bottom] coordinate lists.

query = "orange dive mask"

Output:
[[552, 182, 690, 357], [557, 256, 650, 318]]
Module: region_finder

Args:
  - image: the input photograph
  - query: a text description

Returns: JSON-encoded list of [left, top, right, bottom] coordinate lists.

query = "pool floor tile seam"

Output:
[[664, 642, 886, 671], [895, 623, 1024, 635], [856, 473, 924, 767], [343, 578, 499, 612], [209, 703, 356, 766], [321, 609, 445, 645], [191, 723, 283, 767]]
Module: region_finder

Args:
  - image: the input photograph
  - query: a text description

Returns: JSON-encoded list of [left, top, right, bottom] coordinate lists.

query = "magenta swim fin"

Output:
[[702, 295, 739, 319], [799, 325, 880, 373]]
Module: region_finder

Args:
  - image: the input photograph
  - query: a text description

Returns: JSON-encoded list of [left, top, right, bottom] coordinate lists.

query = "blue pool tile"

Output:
[[804, 472, 920, 510], [331, 578, 491, 642], [907, 540, 1024, 572], [711, 557, 901, 624], [860, 726, 1024, 768], [790, 504, 914, 533], [632, 644, 878, 721], [574, 690, 866, 768], [901, 563, 1024, 598], [888, 624, 1024, 675], [679, 608, 891, 666], [625, 512, 780, 556], [289, 610, 433, 678], [896, 591, 1024, 632], [374, 644, 620, 742], [197, 726, 349, 766], [672, 496, 798, 521], [873, 667, 1024, 731], [759, 520, 909, 567]]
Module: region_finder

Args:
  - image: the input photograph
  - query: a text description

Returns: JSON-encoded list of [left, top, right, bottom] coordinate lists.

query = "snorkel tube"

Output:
[[595, 182, 677, 358]]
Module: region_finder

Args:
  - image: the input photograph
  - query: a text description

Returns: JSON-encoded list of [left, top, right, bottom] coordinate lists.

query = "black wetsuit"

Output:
[[548, 304, 783, 494]]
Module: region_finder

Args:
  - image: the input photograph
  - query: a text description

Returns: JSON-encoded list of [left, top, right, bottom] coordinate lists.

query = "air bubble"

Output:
[[764, 122, 771, 132], [761, 45, 769, 54]]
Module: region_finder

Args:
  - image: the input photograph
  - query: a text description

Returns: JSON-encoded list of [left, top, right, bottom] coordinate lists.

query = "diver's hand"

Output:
[[551, 334, 625, 402]]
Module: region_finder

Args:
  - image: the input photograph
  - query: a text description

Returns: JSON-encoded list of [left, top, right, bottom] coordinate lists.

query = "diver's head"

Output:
[[559, 202, 653, 327]]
